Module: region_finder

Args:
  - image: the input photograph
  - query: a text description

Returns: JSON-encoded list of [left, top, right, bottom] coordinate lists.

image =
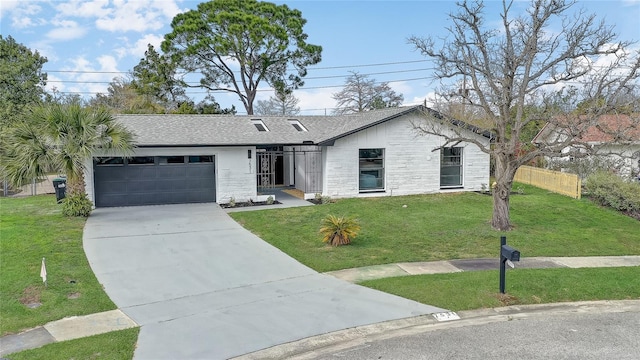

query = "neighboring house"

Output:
[[84, 105, 491, 207], [533, 114, 640, 178]]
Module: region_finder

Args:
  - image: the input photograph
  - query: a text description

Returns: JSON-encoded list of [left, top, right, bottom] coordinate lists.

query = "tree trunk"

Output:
[[330, 234, 350, 246], [492, 181, 512, 231], [492, 147, 516, 231], [66, 170, 86, 197]]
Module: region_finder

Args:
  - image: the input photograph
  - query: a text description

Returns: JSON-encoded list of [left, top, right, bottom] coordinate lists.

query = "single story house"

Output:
[[84, 105, 491, 207], [533, 114, 640, 179]]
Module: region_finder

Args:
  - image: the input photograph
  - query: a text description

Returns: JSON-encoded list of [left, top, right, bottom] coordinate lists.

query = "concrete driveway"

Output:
[[83, 203, 445, 359]]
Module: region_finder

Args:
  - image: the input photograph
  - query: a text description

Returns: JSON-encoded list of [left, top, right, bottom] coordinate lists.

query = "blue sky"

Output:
[[2, 0, 639, 115]]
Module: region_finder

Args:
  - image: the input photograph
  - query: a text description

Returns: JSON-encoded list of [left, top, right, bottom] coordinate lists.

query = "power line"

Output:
[[52, 75, 432, 96], [304, 59, 429, 70], [45, 70, 127, 74], [43, 59, 431, 75], [46, 67, 435, 85]]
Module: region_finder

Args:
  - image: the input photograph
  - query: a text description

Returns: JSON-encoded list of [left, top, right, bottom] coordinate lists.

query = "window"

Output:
[[440, 147, 463, 187], [359, 148, 385, 191], [128, 156, 155, 165], [251, 119, 269, 132], [288, 119, 307, 132], [188, 155, 214, 163], [95, 157, 124, 166], [158, 156, 185, 165]]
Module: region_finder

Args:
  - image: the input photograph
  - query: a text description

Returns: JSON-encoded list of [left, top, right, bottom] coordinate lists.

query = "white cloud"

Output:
[[29, 40, 57, 62], [45, 73, 65, 94], [56, 0, 110, 18], [134, 34, 165, 58], [3, 1, 43, 29], [113, 33, 165, 60], [97, 55, 119, 72], [61, 55, 125, 95], [46, 19, 87, 41], [295, 88, 337, 115], [410, 91, 438, 108], [389, 80, 414, 103], [0, 0, 20, 18], [12, 16, 34, 29], [136, 34, 165, 52], [51, 0, 184, 33], [94, 0, 183, 32]]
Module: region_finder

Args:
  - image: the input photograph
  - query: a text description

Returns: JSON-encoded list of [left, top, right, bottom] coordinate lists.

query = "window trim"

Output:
[[440, 147, 463, 188], [95, 157, 124, 167], [359, 148, 385, 192], [127, 156, 155, 166], [188, 155, 214, 164]]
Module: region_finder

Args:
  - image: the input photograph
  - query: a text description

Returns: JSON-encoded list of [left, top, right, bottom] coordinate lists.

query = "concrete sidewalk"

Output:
[[326, 256, 640, 282], [0, 310, 137, 357], [2, 255, 638, 357]]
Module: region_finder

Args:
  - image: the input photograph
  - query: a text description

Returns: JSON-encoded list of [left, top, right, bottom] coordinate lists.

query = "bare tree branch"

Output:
[[408, 0, 640, 230]]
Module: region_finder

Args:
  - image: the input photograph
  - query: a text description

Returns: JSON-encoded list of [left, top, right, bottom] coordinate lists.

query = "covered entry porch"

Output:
[[256, 146, 322, 197]]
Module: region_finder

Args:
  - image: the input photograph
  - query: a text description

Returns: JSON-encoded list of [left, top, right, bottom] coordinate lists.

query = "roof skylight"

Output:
[[251, 119, 269, 132], [288, 119, 308, 132]]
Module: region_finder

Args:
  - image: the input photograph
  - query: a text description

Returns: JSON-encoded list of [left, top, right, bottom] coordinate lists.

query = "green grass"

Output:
[[2, 186, 637, 357], [361, 267, 640, 311], [0, 195, 116, 335], [230, 184, 640, 272], [9, 327, 139, 360]]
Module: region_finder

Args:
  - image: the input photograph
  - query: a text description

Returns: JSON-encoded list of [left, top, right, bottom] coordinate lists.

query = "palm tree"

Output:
[[319, 215, 361, 246], [3, 103, 134, 197]]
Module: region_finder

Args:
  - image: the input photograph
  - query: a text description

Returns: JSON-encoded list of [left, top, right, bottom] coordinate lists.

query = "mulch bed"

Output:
[[220, 200, 282, 209]]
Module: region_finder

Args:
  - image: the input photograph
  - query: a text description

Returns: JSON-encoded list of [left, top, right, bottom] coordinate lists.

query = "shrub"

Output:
[[584, 171, 640, 217], [319, 215, 361, 246], [62, 193, 93, 217], [266, 195, 274, 205]]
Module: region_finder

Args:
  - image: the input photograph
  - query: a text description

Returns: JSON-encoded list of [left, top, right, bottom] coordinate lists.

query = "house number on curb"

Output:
[[433, 311, 460, 322]]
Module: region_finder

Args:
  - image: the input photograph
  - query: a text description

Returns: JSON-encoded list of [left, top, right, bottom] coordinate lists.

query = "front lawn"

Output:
[[361, 267, 640, 311], [0, 195, 116, 335], [230, 184, 640, 272]]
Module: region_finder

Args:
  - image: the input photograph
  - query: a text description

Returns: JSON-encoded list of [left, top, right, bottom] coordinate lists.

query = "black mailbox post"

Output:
[[500, 236, 520, 294]]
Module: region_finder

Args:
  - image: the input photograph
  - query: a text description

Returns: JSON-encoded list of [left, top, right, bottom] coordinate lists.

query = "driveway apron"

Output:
[[83, 203, 446, 359]]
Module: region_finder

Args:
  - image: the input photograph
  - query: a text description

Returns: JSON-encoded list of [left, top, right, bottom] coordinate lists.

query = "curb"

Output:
[[232, 300, 640, 360]]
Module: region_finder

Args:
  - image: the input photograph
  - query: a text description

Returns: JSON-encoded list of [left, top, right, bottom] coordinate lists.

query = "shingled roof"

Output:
[[533, 114, 640, 145], [115, 105, 488, 147]]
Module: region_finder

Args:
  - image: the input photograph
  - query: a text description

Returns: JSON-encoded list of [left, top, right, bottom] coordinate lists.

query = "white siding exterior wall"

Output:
[[321, 113, 490, 198], [554, 143, 640, 179], [83, 146, 256, 206], [598, 144, 640, 178]]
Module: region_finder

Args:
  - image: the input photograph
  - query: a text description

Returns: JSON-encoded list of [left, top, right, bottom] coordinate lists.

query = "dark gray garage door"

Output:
[[94, 155, 216, 207]]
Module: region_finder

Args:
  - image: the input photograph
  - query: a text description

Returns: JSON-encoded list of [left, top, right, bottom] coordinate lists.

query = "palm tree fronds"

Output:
[[319, 214, 361, 246]]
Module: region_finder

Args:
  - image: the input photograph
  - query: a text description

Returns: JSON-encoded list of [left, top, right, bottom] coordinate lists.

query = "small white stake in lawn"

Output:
[[40, 257, 47, 288]]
